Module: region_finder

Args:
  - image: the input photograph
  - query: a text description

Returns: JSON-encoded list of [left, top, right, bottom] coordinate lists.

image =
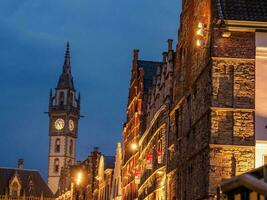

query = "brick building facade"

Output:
[[122, 50, 162, 200]]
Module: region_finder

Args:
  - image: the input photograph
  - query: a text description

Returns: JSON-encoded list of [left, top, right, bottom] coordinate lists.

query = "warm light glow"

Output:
[[196, 39, 203, 47], [131, 143, 138, 151], [196, 29, 204, 36], [76, 172, 82, 185], [198, 22, 203, 28]]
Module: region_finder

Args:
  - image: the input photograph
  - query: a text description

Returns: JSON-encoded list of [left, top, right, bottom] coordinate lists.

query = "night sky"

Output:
[[0, 0, 181, 178]]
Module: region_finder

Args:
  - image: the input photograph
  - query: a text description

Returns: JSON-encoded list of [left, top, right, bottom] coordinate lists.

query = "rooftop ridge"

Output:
[[0, 167, 39, 172]]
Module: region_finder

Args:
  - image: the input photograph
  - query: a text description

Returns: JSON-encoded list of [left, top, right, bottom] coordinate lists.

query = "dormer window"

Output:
[[9, 176, 21, 197]]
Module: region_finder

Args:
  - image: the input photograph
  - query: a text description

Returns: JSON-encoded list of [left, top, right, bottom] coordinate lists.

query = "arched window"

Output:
[[55, 139, 60, 152], [59, 92, 65, 107], [70, 93, 73, 106], [54, 159, 59, 173], [69, 140, 73, 155]]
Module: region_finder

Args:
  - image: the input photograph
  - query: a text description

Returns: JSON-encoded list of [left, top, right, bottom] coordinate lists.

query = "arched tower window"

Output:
[[70, 92, 74, 106], [54, 159, 59, 173], [55, 139, 60, 152], [59, 92, 65, 107], [69, 140, 74, 155]]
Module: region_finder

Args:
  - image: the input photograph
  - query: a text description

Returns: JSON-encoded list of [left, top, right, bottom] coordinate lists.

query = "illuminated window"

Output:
[[264, 156, 267, 165], [54, 159, 59, 173], [55, 139, 60, 152]]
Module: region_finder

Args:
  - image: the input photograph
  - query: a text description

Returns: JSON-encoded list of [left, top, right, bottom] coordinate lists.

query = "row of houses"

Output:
[[121, 0, 267, 199], [56, 144, 122, 200], [55, 0, 267, 199]]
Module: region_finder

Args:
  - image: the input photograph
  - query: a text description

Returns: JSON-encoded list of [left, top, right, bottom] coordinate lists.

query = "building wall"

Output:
[[170, 0, 256, 199], [122, 50, 144, 200]]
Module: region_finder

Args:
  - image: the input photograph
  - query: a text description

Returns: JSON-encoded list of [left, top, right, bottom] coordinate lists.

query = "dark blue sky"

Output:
[[0, 0, 181, 178]]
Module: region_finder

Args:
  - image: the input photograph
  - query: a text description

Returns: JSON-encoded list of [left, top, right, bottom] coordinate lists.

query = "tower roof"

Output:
[[57, 42, 75, 90]]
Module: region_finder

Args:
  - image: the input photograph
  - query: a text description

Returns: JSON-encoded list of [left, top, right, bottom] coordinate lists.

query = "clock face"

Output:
[[55, 118, 65, 130], [69, 120, 74, 131]]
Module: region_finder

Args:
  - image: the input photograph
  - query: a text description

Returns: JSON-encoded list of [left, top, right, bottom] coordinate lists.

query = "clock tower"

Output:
[[47, 43, 80, 194]]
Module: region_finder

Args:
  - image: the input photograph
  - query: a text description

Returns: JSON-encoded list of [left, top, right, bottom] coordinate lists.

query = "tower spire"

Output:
[[64, 42, 71, 71], [57, 42, 75, 90]]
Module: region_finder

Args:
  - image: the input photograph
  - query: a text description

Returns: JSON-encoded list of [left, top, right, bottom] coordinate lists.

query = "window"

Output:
[[59, 92, 64, 107], [69, 140, 74, 155], [70, 93, 73, 106], [55, 139, 60, 152], [175, 109, 180, 138], [264, 156, 267, 165], [54, 159, 59, 173]]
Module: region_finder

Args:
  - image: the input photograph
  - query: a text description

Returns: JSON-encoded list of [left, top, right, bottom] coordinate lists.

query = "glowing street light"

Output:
[[131, 143, 138, 151], [196, 22, 205, 47], [76, 171, 83, 186]]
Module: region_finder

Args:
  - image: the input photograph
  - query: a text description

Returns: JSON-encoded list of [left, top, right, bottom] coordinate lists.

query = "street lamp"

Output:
[[131, 143, 138, 151], [76, 172, 82, 186]]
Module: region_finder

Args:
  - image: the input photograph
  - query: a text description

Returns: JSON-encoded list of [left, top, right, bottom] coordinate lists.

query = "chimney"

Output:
[[162, 52, 168, 63], [167, 39, 173, 51], [18, 159, 24, 169], [133, 49, 139, 61]]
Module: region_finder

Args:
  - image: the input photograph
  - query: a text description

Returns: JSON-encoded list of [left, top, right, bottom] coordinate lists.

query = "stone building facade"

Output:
[[167, 0, 267, 199], [137, 40, 175, 200]]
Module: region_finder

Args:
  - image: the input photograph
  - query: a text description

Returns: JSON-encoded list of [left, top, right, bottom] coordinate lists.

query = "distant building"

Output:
[[111, 143, 122, 200], [47, 43, 81, 194], [0, 160, 54, 200], [97, 155, 115, 200], [56, 144, 122, 200]]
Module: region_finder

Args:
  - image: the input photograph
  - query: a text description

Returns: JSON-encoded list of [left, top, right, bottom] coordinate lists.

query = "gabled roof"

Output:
[[218, 0, 267, 22], [57, 42, 75, 90], [137, 60, 162, 92], [0, 168, 54, 198]]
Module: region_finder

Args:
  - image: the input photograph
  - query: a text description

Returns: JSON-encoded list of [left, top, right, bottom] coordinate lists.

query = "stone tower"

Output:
[[47, 43, 80, 194]]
